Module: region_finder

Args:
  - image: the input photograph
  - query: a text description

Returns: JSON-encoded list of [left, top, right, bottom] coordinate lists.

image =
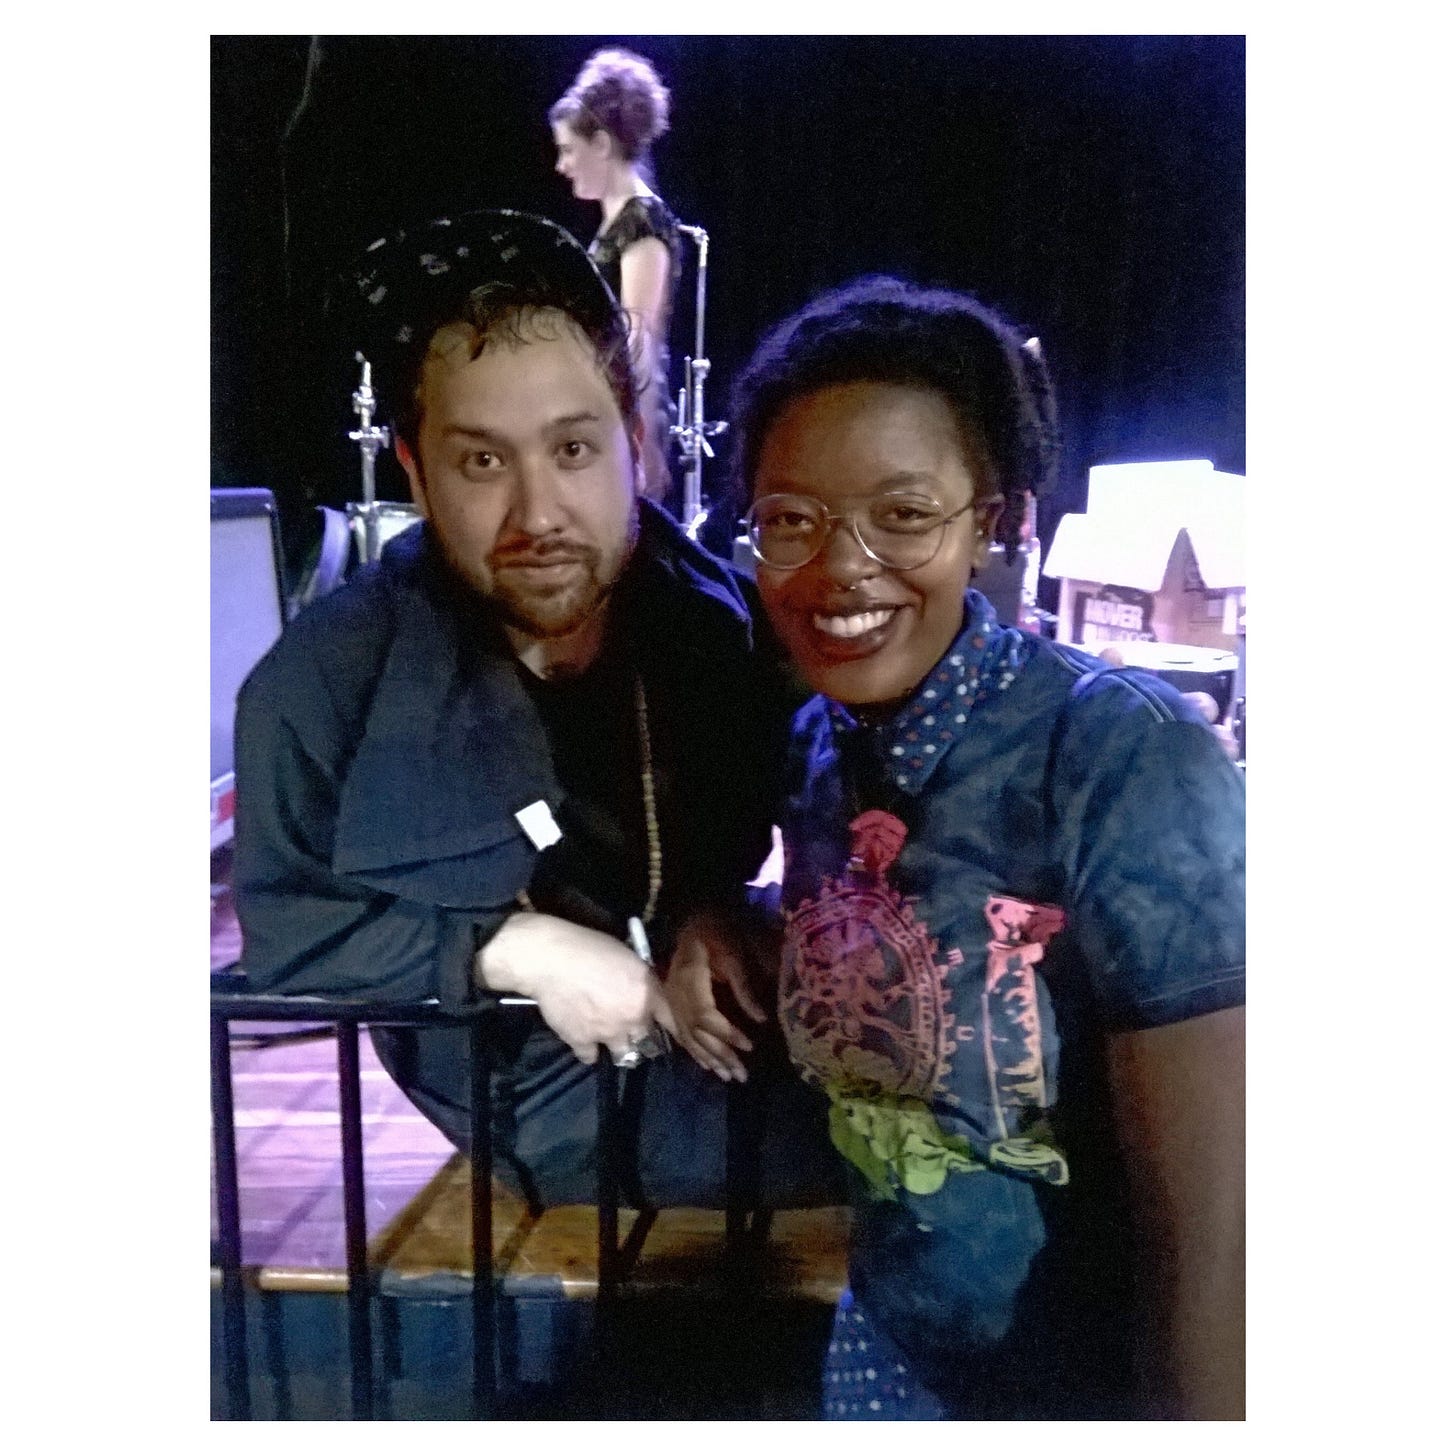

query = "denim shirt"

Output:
[[776, 591, 1245, 1379]]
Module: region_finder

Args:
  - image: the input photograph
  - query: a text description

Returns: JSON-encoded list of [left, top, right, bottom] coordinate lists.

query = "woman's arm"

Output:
[[616, 234, 673, 368], [1107, 1004, 1245, 1419], [616, 235, 674, 499]]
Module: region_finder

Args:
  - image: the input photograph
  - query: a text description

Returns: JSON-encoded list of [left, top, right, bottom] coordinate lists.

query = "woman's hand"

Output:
[[661, 912, 769, 1083]]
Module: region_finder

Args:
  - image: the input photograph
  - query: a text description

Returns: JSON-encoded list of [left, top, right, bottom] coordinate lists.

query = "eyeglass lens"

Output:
[[749, 493, 955, 568]]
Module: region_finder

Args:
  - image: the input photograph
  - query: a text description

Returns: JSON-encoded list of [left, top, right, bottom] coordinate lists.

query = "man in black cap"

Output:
[[233, 210, 838, 1208]]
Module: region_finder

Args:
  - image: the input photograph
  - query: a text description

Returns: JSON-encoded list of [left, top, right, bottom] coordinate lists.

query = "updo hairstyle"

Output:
[[549, 47, 671, 163]]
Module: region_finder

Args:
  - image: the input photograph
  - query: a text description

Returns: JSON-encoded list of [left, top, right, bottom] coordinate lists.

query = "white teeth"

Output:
[[813, 609, 895, 639]]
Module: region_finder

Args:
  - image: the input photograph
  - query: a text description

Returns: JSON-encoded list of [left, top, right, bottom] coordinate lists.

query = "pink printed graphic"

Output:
[[780, 811, 963, 1100], [849, 810, 906, 874], [980, 895, 1065, 1135]]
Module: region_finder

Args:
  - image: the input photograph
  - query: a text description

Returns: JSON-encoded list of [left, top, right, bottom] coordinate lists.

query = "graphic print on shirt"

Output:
[[781, 810, 959, 1101], [780, 809, 1070, 1195], [980, 894, 1069, 1184], [981, 894, 1064, 1124]]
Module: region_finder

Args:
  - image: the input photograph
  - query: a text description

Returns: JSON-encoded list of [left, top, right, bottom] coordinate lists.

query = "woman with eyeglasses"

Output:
[[662, 277, 1245, 1420], [550, 47, 681, 504]]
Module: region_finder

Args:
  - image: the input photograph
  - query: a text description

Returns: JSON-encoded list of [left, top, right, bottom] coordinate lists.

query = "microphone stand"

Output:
[[670, 224, 727, 538], [347, 352, 392, 565]]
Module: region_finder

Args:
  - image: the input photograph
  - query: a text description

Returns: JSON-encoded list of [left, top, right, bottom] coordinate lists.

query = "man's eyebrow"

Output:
[[442, 411, 605, 440]]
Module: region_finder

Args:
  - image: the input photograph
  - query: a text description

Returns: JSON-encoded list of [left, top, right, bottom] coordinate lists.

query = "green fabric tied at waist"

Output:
[[826, 1085, 1070, 1198]]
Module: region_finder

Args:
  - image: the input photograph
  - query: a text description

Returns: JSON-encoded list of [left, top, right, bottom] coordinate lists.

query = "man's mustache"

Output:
[[491, 539, 596, 567]]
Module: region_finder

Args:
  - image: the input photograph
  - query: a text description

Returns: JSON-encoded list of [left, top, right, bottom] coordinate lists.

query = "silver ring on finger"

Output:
[[612, 1027, 671, 1069]]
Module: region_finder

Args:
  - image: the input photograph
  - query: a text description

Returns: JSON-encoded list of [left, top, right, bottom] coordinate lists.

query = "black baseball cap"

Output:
[[343, 207, 624, 418]]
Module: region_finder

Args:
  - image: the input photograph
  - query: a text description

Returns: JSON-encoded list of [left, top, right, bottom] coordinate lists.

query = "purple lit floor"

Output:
[[212, 1027, 454, 1276]]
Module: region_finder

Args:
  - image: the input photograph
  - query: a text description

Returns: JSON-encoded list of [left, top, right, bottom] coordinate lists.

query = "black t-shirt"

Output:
[[516, 636, 653, 939]]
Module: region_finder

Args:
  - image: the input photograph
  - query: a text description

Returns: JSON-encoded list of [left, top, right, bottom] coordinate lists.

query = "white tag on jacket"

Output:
[[514, 800, 562, 851]]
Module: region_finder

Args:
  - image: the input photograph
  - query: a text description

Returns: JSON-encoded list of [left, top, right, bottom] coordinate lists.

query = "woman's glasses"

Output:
[[744, 491, 986, 571]]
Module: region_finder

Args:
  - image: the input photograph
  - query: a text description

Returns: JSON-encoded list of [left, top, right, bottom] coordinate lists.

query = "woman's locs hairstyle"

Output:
[[729, 276, 1061, 560], [549, 47, 672, 163]]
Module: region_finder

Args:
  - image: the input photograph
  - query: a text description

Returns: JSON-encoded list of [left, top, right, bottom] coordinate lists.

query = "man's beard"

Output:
[[488, 540, 611, 639], [430, 509, 638, 641]]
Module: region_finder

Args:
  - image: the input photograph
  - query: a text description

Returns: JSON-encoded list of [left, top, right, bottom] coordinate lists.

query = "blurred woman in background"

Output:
[[551, 47, 681, 503]]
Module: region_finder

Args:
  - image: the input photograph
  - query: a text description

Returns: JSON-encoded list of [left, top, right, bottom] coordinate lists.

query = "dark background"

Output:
[[211, 34, 1244, 573]]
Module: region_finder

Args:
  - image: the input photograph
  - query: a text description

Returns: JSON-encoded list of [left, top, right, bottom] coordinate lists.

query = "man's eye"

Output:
[[460, 451, 501, 478], [558, 439, 597, 466]]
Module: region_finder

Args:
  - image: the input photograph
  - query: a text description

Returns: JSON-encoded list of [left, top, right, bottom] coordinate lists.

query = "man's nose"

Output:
[[508, 459, 570, 536]]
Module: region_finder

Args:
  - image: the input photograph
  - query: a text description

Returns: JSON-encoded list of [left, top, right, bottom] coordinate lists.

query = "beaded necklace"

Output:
[[633, 673, 662, 928]]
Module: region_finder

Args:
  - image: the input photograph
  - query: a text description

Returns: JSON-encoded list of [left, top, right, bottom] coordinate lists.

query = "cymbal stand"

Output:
[[671, 224, 727, 538], [347, 352, 392, 565]]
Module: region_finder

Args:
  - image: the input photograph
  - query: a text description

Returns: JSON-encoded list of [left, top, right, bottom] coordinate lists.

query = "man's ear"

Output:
[[395, 436, 429, 516], [628, 415, 647, 496]]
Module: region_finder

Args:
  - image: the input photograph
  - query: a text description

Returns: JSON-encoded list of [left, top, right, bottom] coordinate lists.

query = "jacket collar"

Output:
[[825, 589, 1030, 797]]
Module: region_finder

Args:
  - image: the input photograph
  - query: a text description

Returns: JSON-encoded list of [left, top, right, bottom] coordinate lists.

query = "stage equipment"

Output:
[[670, 223, 728, 537], [1096, 640, 1239, 721], [346, 352, 399, 566], [1043, 461, 1246, 763], [1044, 460, 1244, 656], [211, 488, 288, 849]]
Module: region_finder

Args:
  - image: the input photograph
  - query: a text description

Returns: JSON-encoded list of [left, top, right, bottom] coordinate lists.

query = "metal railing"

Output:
[[210, 977, 760, 1420]]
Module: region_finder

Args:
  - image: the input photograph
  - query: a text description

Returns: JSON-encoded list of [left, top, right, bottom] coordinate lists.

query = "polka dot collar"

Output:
[[826, 590, 1029, 796]]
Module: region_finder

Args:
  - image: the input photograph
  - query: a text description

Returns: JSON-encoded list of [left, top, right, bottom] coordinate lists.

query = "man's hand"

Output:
[[1098, 647, 1240, 762], [1182, 691, 1240, 760], [474, 912, 679, 1065], [662, 913, 769, 1083]]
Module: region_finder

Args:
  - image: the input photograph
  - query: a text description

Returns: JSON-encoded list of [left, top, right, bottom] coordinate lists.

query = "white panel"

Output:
[[211, 513, 285, 785]]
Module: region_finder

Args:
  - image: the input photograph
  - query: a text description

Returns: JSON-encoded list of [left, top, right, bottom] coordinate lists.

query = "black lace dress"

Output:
[[590, 194, 683, 500], [589, 193, 682, 319]]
